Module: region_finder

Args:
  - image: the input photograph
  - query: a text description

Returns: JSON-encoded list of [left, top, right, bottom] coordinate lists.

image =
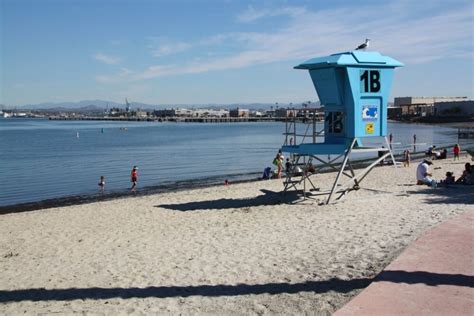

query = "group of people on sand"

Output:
[[416, 159, 473, 188], [263, 150, 296, 179], [266, 142, 470, 185], [425, 144, 462, 160], [403, 144, 462, 168], [426, 145, 448, 160], [264, 150, 316, 180], [97, 166, 139, 194]]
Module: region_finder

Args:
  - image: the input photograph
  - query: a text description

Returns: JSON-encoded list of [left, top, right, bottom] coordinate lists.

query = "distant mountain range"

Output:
[[19, 100, 146, 110], [13, 100, 321, 111]]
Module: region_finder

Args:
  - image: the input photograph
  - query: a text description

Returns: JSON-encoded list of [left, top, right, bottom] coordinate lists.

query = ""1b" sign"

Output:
[[360, 70, 380, 93]]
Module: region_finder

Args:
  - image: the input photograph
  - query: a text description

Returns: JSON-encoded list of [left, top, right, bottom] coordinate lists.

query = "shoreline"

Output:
[[0, 172, 261, 215], [2, 148, 472, 215], [0, 146, 474, 216], [0, 156, 408, 215]]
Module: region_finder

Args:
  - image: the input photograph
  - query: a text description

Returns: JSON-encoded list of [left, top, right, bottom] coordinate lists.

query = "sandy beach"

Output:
[[1, 157, 473, 315]]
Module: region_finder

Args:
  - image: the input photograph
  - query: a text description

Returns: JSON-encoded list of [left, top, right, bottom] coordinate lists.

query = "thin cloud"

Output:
[[147, 37, 192, 57], [131, 65, 176, 80], [93, 53, 122, 65], [96, 67, 132, 83], [96, 1, 473, 83], [236, 5, 307, 23], [152, 42, 191, 57]]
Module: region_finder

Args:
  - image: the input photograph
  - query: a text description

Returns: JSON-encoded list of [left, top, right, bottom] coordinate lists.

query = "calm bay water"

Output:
[[0, 118, 470, 206]]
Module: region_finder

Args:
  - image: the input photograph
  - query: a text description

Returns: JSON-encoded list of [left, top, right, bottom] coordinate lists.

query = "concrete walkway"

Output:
[[335, 211, 474, 315]]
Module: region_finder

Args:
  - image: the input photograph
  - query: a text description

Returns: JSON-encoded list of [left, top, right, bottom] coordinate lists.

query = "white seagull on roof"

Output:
[[355, 38, 370, 50]]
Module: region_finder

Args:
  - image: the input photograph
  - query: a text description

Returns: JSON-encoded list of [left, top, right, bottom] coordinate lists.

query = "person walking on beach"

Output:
[[98, 176, 105, 194], [453, 144, 461, 161], [273, 150, 284, 179], [130, 166, 138, 192], [403, 149, 411, 167]]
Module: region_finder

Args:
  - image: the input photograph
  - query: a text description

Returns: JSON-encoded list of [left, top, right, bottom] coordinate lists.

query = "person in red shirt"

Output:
[[453, 144, 461, 161], [130, 166, 138, 192]]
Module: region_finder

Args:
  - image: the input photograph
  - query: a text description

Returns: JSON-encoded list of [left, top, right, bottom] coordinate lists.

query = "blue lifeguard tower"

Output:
[[281, 51, 403, 203]]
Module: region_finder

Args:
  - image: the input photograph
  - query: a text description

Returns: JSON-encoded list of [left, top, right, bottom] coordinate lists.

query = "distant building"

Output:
[[250, 110, 264, 117], [394, 96, 468, 116], [153, 109, 175, 117], [210, 109, 229, 117], [174, 109, 193, 117], [153, 108, 193, 117], [135, 110, 148, 118], [387, 106, 402, 120], [265, 110, 275, 118], [294, 107, 324, 119], [229, 108, 249, 117], [109, 107, 126, 117], [154, 108, 229, 118], [193, 109, 229, 118], [275, 108, 297, 118], [434, 100, 474, 116]]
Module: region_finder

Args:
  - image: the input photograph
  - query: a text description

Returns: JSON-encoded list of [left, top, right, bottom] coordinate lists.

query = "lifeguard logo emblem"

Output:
[[362, 106, 378, 121], [365, 123, 374, 134]]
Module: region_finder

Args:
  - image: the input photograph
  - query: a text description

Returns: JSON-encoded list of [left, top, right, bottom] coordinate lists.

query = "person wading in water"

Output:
[[130, 166, 138, 192]]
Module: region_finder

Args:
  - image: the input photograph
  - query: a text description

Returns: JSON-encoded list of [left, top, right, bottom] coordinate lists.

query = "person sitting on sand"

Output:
[[285, 158, 292, 174], [439, 148, 448, 160], [130, 166, 138, 192], [262, 167, 272, 180], [416, 159, 436, 187], [441, 172, 455, 184], [378, 146, 385, 165], [426, 145, 440, 159], [455, 163, 473, 185]]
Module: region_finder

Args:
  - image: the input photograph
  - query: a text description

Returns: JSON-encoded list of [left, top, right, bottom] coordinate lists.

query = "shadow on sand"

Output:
[[0, 271, 472, 303], [406, 185, 474, 205], [0, 278, 370, 303], [156, 189, 304, 211]]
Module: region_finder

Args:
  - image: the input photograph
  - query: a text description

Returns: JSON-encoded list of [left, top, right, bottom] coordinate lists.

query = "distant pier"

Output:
[[47, 116, 309, 123]]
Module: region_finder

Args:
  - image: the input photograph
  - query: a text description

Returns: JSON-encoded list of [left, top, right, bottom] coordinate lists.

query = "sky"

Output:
[[1, 0, 473, 107]]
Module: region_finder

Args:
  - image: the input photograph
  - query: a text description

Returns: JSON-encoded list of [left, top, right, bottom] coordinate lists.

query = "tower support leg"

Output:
[[327, 138, 357, 204]]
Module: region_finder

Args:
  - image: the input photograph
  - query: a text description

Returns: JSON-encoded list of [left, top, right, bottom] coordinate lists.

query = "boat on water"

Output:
[[2, 112, 12, 118]]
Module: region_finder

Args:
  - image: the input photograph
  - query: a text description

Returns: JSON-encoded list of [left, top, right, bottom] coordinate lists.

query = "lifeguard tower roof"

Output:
[[294, 51, 403, 70]]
